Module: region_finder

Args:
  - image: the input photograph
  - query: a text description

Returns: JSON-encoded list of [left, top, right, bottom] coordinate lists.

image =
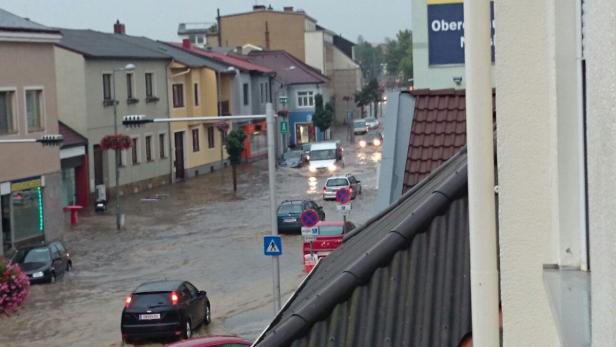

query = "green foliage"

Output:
[[225, 129, 246, 166], [355, 79, 381, 107], [355, 36, 385, 81], [312, 94, 334, 132], [384, 30, 413, 82]]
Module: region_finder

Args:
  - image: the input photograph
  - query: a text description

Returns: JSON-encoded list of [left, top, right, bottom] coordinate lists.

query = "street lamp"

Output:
[[112, 63, 135, 230]]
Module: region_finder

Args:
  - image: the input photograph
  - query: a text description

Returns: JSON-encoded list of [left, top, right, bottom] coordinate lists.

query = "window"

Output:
[[126, 73, 134, 99], [243, 83, 249, 106], [297, 91, 315, 107], [260, 83, 265, 104], [131, 137, 140, 165], [207, 126, 215, 148], [102, 73, 112, 100], [192, 128, 200, 152], [25, 89, 44, 131], [266, 82, 270, 102], [145, 135, 153, 161], [172, 83, 184, 108], [145, 73, 154, 97], [159, 133, 167, 158], [0, 90, 16, 135], [194, 83, 199, 106]]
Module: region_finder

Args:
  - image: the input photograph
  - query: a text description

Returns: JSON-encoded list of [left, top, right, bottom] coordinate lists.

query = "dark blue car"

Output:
[[277, 200, 325, 233]]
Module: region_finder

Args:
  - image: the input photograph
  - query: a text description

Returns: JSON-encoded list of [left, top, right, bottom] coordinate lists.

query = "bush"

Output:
[[0, 258, 30, 315]]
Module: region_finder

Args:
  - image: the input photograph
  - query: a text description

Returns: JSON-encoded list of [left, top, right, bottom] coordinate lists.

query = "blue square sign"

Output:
[[264, 235, 282, 256]]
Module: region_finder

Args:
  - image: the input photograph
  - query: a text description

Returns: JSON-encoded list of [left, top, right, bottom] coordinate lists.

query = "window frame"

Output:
[[172, 83, 185, 108], [159, 132, 167, 159], [23, 87, 45, 133], [192, 127, 200, 152], [0, 87, 18, 136], [126, 72, 135, 100], [102, 72, 112, 101], [145, 72, 155, 98], [207, 126, 215, 149], [296, 90, 315, 108], [243, 83, 249, 106], [131, 135, 141, 165], [193, 82, 200, 106], [145, 134, 153, 162]]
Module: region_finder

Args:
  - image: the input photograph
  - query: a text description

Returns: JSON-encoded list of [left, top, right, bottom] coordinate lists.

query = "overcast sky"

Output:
[[0, 0, 410, 44]]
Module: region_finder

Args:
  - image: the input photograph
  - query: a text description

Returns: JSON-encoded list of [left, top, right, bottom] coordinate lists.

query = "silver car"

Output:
[[322, 174, 362, 200]]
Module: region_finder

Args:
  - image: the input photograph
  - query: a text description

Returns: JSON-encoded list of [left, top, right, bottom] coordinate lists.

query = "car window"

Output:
[[185, 282, 199, 298], [49, 244, 62, 259], [278, 203, 303, 214], [16, 248, 51, 264], [180, 285, 192, 300], [347, 222, 356, 232], [327, 178, 349, 187], [132, 292, 171, 308], [52, 241, 66, 253], [310, 201, 319, 210], [348, 176, 356, 183]]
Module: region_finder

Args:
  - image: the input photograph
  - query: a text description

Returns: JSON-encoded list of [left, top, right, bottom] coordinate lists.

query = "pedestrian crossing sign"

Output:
[[264, 235, 283, 256]]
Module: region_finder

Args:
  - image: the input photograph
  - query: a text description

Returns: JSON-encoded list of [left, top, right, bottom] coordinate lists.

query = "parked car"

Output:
[[322, 174, 362, 200], [301, 143, 311, 160], [303, 220, 356, 272], [353, 119, 368, 135], [278, 150, 306, 168], [121, 280, 211, 344], [358, 131, 383, 148], [166, 335, 251, 347], [12, 240, 72, 284], [365, 117, 380, 129], [277, 199, 325, 233], [308, 142, 344, 174]]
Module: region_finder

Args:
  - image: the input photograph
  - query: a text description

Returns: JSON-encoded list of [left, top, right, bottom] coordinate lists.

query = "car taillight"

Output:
[[323, 187, 327, 192], [125, 295, 132, 308], [349, 187, 353, 193], [171, 291, 179, 305]]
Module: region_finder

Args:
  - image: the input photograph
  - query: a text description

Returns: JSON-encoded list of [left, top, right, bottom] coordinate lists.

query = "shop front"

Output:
[[289, 111, 324, 147], [1, 177, 46, 253], [241, 120, 268, 161]]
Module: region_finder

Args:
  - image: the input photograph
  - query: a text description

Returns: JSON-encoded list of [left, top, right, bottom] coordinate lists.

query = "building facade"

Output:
[[0, 10, 64, 255]]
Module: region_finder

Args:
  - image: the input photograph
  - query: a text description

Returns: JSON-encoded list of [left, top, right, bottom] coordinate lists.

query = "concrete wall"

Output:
[[0, 42, 61, 182], [332, 47, 362, 124], [55, 47, 87, 135], [220, 11, 307, 61], [83, 59, 172, 192], [586, 0, 616, 344], [305, 31, 325, 73], [495, 0, 561, 345], [250, 74, 271, 115]]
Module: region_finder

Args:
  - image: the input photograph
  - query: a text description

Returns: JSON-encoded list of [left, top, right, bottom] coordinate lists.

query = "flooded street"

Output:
[[0, 133, 382, 347]]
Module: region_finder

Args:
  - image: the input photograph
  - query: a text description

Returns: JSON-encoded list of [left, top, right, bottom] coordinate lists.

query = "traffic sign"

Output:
[[336, 203, 352, 212], [300, 209, 320, 227], [301, 226, 319, 242], [336, 188, 352, 204], [280, 120, 289, 134], [264, 235, 282, 256]]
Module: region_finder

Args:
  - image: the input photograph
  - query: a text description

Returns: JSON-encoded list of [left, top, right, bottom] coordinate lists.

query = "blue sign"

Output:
[[427, 0, 495, 65], [336, 188, 351, 204], [300, 209, 320, 227], [264, 235, 282, 256]]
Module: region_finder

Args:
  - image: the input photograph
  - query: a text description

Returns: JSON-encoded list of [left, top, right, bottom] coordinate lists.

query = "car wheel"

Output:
[[204, 302, 211, 325], [183, 320, 192, 339], [122, 336, 133, 345], [50, 272, 56, 284]]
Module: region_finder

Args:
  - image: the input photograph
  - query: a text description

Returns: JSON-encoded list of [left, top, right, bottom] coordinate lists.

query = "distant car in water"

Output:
[[166, 335, 252, 347], [358, 131, 383, 148], [121, 280, 211, 344], [277, 199, 325, 233], [365, 117, 380, 129], [353, 119, 368, 135], [12, 240, 72, 284], [279, 150, 306, 168], [323, 174, 362, 200]]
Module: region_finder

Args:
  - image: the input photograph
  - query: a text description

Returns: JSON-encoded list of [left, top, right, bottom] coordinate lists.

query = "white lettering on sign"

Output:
[[431, 19, 465, 33], [459, 36, 495, 49]]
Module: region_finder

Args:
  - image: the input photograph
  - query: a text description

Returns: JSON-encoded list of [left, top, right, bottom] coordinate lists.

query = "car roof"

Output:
[[310, 142, 337, 150], [317, 220, 345, 226], [327, 176, 350, 181], [134, 280, 184, 293], [280, 200, 307, 206]]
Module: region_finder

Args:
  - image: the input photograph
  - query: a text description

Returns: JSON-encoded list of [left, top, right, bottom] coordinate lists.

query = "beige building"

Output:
[[0, 9, 64, 255]]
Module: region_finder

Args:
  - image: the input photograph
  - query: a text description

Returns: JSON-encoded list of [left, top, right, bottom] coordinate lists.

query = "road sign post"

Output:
[[300, 209, 320, 272], [336, 188, 352, 233]]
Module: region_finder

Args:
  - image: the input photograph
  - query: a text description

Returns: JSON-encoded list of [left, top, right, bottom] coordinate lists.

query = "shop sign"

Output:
[[11, 177, 42, 192], [427, 0, 495, 65], [280, 120, 289, 134]]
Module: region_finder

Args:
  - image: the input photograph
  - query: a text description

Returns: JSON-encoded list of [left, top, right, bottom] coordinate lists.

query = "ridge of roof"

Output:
[[247, 50, 328, 84], [220, 9, 317, 23], [58, 29, 170, 59], [255, 147, 469, 346], [0, 8, 58, 33]]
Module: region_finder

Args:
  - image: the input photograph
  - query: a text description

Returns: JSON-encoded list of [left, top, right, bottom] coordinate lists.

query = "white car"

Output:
[[365, 117, 380, 129], [353, 119, 368, 135]]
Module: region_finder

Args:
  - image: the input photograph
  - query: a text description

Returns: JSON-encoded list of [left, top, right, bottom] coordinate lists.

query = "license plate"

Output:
[[139, 314, 160, 320], [284, 218, 296, 223]]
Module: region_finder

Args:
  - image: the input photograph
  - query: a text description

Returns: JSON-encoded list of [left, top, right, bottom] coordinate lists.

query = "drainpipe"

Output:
[[171, 68, 191, 78], [463, 0, 500, 346]]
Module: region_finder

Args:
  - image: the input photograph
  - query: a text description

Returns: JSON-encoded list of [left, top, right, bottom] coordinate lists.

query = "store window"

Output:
[[26, 89, 44, 131], [61, 168, 76, 206], [0, 90, 16, 135], [11, 187, 44, 242]]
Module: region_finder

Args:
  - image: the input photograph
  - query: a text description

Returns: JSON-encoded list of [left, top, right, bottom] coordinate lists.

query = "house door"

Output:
[[174, 132, 185, 180], [93, 145, 104, 185]]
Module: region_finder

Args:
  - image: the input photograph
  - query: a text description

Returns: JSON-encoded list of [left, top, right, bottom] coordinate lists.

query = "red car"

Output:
[[303, 220, 356, 272], [166, 335, 251, 347]]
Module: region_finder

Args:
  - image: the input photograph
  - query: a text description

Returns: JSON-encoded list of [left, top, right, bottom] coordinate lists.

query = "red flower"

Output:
[[0, 258, 30, 315], [100, 134, 133, 151]]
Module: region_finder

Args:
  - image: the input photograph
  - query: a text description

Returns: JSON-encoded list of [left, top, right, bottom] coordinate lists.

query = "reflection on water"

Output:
[[371, 152, 382, 163], [357, 152, 367, 165], [307, 177, 318, 194]]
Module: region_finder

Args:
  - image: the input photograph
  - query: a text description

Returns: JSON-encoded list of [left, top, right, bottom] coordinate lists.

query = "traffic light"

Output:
[[37, 134, 63, 146], [123, 115, 152, 127]]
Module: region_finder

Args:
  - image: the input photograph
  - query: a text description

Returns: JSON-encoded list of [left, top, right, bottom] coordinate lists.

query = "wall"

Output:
[[495, 0, 560, 345], [55, 47, 88, 135], [220, 11, 306, 61], [0, 42, 61, 182], [332, 47, 362, 124], [586, 0, 616, 344], [305, 31, 325, 73], [84, 59, 171, 192]]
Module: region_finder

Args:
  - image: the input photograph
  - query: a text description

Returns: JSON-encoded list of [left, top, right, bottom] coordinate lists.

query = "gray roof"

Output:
[[134, 280, 184, 293], [255, 148, 472, 347], [0, 8, 57, 33], [111, 35, 231, 72], [58, 29, 170, 60]]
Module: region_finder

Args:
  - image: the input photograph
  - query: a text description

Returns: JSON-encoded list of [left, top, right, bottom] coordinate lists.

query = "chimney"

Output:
[[182, 38, 192, 49], [283, 6, 294, 12], [253, 5, 266, 11], [113, 20, 125, 34]]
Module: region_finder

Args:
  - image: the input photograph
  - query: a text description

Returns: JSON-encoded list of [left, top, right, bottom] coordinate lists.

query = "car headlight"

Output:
[[359, 140, 366, 148], [373, 139, 382, 146], [306, 155, 310, 160], [32, 271, 44, 278], [328, 164, 337, 172], [309, 166, 317, 172]]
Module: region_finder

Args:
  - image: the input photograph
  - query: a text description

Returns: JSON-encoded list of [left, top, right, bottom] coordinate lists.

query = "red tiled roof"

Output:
[[246, 50, 328, 85], [166, 42, 273, 74], [402, 89, 495, 192], [59, 122, 87, 148]]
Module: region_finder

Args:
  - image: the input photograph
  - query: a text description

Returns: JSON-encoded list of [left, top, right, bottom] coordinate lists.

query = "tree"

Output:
[[355, 79, 381, 118], [312, 94, 334, 140], [225, 128, 246, 192], [355, 36, 385, 82], [384, 30, 413, 83]]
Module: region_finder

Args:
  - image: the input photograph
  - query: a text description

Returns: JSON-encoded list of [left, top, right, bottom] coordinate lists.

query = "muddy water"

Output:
[[0, 133, 382, 347]]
